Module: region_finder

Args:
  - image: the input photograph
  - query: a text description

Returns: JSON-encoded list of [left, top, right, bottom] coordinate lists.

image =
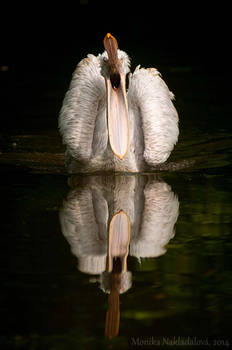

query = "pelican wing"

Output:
[[59, 54, 107, 162], [128, 66, 179, 165], [130, 180, 179, 258], [59, 186, 108, 274]]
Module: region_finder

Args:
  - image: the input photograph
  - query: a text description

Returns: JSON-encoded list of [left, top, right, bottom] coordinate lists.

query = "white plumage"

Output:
[[59, 175, 179, 276], [59, 34, 179, 173]]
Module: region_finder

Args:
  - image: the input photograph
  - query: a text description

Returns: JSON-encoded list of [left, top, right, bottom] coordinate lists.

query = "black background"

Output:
[[1, 2, 230, 72], [0, 1, 231, 134]]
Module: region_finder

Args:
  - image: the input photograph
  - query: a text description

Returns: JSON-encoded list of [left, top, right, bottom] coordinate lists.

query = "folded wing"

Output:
[[128, 66, 179, 165]]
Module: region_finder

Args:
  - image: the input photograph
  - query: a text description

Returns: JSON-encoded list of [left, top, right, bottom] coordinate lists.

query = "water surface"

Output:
[[1, 62, 232, 349]]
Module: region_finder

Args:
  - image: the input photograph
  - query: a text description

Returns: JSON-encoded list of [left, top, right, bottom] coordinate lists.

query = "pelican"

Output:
[[59, 33, 179, 173], [60, 175, 179, 273]]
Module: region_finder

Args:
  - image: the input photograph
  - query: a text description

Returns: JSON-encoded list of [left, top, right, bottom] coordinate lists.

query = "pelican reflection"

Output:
[[59, 175, 179, 338]]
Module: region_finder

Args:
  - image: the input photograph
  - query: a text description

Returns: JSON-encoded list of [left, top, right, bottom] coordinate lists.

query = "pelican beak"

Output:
[[107, 210, 130, 273], [104, 33, 130, 160]]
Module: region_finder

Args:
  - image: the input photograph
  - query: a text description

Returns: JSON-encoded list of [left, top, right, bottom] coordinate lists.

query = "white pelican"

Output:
[[60, 175, 179, 274], [59, 33, 179, 173]]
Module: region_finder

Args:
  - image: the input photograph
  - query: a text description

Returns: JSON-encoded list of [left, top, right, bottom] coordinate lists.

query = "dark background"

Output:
[[1, 2, 230, 70], [0, 1, 231, 134], [1, 3, 232, 348]]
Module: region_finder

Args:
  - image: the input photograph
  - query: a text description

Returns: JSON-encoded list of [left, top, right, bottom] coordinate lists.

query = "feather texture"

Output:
[[59, 54, 106, 161], [60, 176, 179, 273], [59, 48, 179, 172], [128, 67, 179, 165]]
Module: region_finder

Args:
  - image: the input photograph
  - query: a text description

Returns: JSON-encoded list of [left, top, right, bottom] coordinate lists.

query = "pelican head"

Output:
[[101, 33, 130, 160]]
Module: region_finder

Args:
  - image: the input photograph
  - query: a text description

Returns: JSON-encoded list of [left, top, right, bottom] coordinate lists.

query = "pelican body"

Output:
[[59, 34, 179, 173]]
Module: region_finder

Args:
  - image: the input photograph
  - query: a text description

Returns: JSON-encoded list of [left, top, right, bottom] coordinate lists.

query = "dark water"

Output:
[[1, 57, 232, 350]]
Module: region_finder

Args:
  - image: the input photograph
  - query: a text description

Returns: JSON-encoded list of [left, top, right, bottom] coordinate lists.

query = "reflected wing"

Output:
[[128, 66, 179, 165], [59, 54, 107, 162], [130, 180, 179, 258], [59, 187, 108, 274]]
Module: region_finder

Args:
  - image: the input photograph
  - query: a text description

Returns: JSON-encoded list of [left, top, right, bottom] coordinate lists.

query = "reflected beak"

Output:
[[104, 33, 130, 160], [107, 210, 130, 273]]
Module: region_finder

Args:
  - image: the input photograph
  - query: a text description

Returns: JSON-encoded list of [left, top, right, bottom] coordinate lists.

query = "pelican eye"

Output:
[[110, 73, 120, 89]]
